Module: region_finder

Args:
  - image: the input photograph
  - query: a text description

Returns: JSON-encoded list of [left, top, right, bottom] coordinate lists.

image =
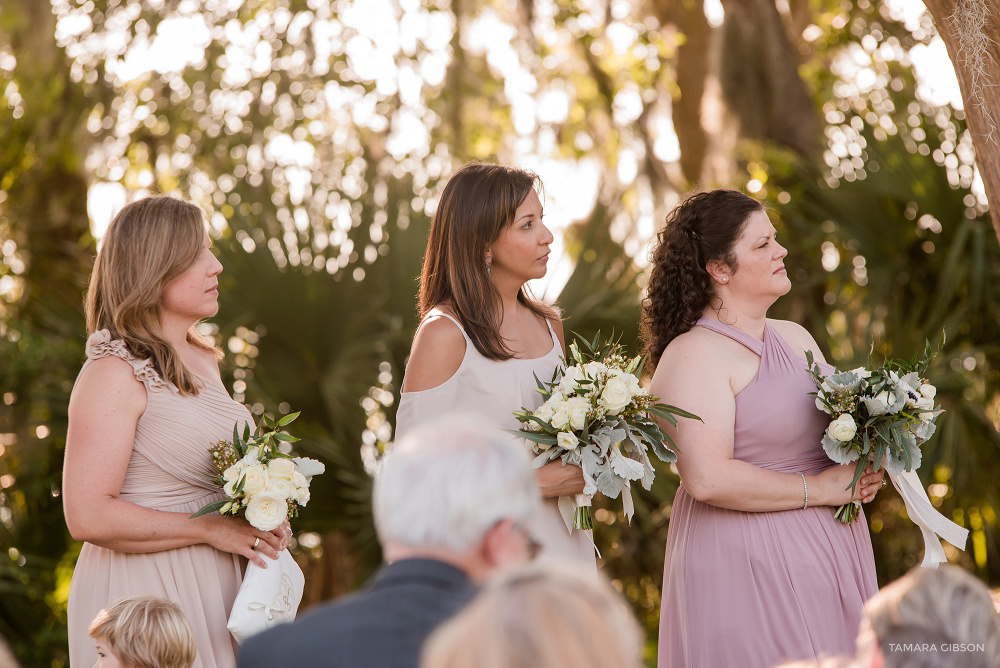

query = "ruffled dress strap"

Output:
[[85, 330, 178, 394]]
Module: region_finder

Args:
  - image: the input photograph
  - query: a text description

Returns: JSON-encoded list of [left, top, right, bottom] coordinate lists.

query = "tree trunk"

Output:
[[924, 0, 1000, 244], [719, 0, 819, 158], [649, 0, 741, 186]]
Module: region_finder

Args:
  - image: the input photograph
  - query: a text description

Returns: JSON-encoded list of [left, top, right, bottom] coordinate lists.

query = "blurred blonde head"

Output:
[[85, 195, 220, 395], [88, 596, 196, 668], [421, 562, 643, 668], [858, 565, 1000, 668]]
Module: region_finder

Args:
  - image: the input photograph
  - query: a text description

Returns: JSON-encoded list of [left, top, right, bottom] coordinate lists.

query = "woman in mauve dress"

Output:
[[642, 190, 886, 668], [396, 162, 594, 566], [63, 196, 290, 667]]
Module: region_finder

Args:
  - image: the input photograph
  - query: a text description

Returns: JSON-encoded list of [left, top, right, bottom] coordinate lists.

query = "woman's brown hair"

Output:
[[641, 189, 763, 371], [85, 195, 221, 395], [418, 162, 557, 360]]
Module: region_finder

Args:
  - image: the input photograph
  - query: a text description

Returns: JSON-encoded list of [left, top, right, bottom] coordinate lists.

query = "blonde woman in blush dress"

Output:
[[642, 190, 887, 668], [63, 196, 291, 668], [396, 162, 594, 566]]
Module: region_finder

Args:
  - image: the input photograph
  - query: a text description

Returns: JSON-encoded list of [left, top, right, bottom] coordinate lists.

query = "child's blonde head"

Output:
[[89, 596, 197, 668]]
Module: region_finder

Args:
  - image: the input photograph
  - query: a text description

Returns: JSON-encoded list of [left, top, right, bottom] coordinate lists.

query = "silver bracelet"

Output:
[[797, 472, 808, 509]]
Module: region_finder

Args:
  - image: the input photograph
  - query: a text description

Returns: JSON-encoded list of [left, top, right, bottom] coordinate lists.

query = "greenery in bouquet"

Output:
[[190, 411, 325, 531], [512, 332, 700, 530], [806, 341, 942, 523]]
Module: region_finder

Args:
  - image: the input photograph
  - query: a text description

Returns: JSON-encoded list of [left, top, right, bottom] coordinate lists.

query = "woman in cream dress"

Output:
[[396, 162, 594, 565]]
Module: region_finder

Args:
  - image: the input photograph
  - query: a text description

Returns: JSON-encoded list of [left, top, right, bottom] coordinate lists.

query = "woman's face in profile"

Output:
[[488, 189, 554, 285], [161, 231, 224, 321], [725, 210, 791, 301]]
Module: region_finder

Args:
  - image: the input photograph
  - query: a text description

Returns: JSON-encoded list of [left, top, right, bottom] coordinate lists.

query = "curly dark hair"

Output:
[[641, 189, 763, 371]]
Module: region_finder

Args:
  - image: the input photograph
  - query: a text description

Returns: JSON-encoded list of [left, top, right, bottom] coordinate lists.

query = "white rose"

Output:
[[550, 402, 572, 430], [920, 383, 936, 400], [291, 471, 308, 489], [244, 493, 288, 531], [240, 465, 269, 496], [826, 414, 858, 442], [267, 458, 296, 480], [223, 480, 237, 497], [266, 477, 295, 501], [558, 366, 584, 394], [583, 361, 608, 378], [624, 373, 643, 397], [294, 486, 311, 507], [556, 432, 580, 451], [600, 376, 632, 415], [222, 462, 244, 483], [566, 397, 590, 431], [535, 398, 556, 423], [241, 446, 261, 465]]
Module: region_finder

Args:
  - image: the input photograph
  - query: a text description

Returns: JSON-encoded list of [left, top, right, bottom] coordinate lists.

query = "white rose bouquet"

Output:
[[807, 345, 968, 567], [512, 333, 700, 531], [807, 346, 942, 524], [191, 411, 325, 531]]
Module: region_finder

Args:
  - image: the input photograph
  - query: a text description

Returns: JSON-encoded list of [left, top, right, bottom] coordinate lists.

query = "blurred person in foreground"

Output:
[[238, 415, 541, 668], [855, 565, 1000, 668], [421, 562, 643, 668]]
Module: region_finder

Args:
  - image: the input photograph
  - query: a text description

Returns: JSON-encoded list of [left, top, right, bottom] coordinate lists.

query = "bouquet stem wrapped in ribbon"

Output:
[[190, 410, 325, 642], [512, 333, 700, 532], [807, 344, 968, 567]]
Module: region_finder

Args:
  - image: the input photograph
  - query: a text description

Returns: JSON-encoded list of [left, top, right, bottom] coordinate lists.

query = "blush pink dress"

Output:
[[657, 318, 878, 668], [67, 330, 252, 668], [396, 309, 595, 566]]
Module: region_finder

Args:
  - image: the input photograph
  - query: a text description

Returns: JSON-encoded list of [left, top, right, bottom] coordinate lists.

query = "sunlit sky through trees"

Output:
[[33, 0, 976, 303]]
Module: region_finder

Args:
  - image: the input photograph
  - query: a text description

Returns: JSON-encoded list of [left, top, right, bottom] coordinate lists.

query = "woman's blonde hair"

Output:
[[88, 596, 197, 668], [863, 564, 1000, 668], [85, 195, 221, 395], [422, 563, 643, 668]]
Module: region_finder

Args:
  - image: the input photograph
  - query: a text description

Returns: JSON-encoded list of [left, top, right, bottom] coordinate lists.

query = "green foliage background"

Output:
[[1, 1, 997, 665]]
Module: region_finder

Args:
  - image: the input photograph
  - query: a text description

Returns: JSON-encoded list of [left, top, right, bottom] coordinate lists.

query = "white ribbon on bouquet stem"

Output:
[[888, 469, 969, 568], [556, 490, 636, 533]]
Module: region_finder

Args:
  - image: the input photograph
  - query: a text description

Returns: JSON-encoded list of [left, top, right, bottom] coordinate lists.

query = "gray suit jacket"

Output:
[[237, 558, 475, 668]]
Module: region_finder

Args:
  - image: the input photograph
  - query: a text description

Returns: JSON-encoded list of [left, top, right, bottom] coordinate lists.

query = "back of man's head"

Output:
[[373, 415, 539, 555], [861, 564, 1000, 668]]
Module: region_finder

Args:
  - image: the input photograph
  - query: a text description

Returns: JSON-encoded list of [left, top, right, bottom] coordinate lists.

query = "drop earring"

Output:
[[485, 254, 492, 277]]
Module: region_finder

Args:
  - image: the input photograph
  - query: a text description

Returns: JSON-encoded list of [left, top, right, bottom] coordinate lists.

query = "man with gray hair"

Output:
[[238, 415, 541, 668], [855, 564, 1000, 668]]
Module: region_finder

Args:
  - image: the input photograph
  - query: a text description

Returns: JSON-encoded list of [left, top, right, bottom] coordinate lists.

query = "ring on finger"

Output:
[[253, 537, 260, 549], [881, 478, 887, 487]]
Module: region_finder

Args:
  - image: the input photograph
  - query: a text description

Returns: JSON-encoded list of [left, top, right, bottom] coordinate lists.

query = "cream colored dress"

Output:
[[396, 309, 596, 566], [67, 330, 252, 668]]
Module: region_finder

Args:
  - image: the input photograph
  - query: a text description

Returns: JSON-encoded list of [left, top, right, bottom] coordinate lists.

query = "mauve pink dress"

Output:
[[657, 318, 877, 668]]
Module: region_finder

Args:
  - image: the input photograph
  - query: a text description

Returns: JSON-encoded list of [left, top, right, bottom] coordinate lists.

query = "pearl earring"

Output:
[[722, 277, 729, 283], [485, 254, 492, 277]]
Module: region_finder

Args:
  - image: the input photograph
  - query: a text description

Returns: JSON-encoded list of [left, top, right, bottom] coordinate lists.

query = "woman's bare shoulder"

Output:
[[768, 318, 825, 361], [72, 356, 147, 414], [403, 309, 467, 392]]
